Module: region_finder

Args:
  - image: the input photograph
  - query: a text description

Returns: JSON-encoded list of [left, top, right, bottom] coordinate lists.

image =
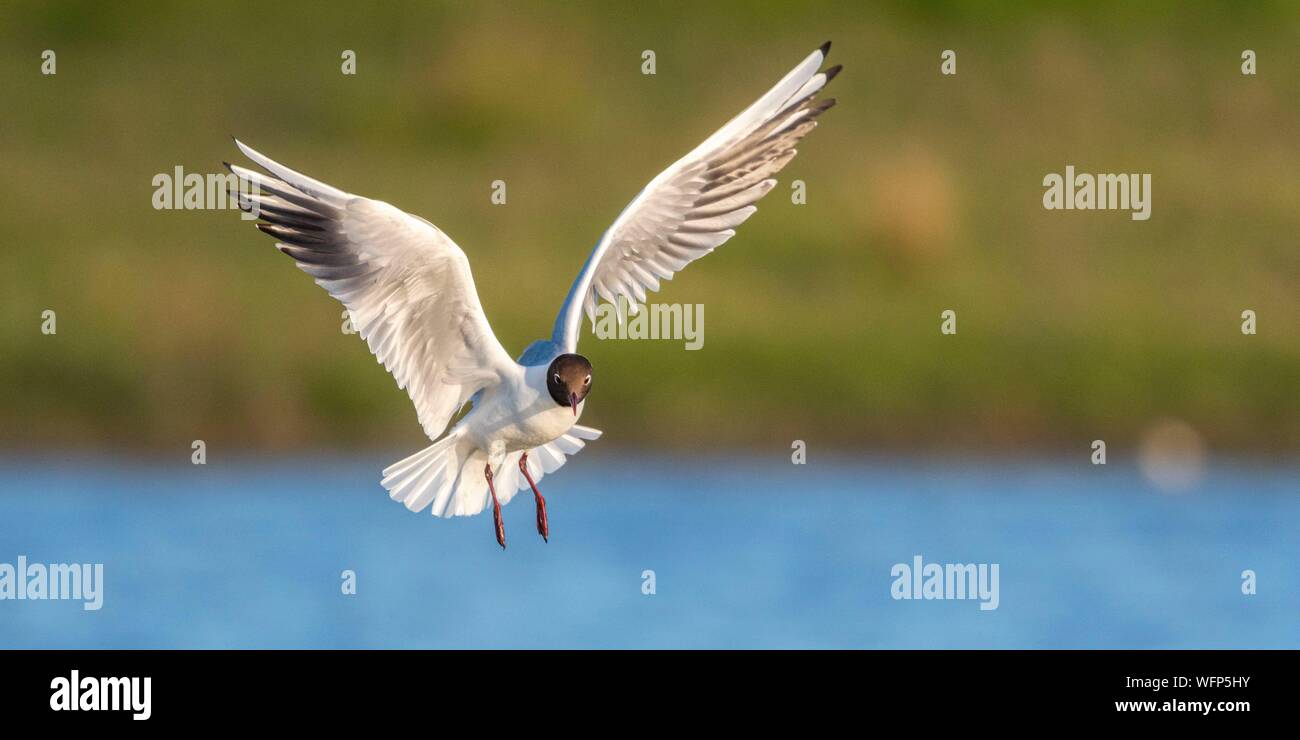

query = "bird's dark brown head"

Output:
[[546, 353, 593, 415]]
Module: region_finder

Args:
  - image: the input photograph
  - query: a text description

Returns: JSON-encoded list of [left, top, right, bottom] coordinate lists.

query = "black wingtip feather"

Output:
[[806, 98, 837, 119], [819, 40, 831, 56], [823, 64, 842, 82]]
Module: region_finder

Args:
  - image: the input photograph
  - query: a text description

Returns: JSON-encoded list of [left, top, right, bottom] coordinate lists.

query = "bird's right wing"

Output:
[[228, 140, 517, 440], [550, 42, 839, 353]]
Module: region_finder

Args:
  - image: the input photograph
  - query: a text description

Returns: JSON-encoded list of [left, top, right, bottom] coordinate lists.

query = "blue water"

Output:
[[0, 453, 1295, 648]]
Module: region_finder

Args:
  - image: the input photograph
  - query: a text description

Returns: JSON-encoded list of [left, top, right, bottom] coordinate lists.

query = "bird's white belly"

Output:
[[499, 403, 581, 450], [462, 383, 582, 455]]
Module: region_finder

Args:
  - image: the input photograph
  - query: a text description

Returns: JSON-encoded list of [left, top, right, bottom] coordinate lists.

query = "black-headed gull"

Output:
[[227, 43, 838, 547]]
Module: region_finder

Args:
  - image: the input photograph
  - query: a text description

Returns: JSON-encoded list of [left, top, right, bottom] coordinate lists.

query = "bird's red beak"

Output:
[[570, 392, 578, 415]]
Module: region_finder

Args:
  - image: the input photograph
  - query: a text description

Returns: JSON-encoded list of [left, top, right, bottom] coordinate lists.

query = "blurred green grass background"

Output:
[[1, 1, 1296, 455]]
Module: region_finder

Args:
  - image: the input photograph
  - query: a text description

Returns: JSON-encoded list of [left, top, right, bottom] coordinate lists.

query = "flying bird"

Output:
[[226, 42, 839, 548]]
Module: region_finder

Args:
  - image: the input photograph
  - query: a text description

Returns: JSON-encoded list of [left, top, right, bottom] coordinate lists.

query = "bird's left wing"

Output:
[[551, 42, 839, 353], [227, 140, 516, 439]]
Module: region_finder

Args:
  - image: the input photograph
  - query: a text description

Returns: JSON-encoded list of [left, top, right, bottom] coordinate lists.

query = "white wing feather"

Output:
[[228, 140, 516, 439], [551, 43, 839, 352]]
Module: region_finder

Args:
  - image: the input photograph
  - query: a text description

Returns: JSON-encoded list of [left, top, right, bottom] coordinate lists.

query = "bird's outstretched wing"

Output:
[[228, 140, 516, 439], [550, 42, 839, 353]]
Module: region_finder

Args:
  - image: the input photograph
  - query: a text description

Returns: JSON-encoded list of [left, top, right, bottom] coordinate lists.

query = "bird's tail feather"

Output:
[[381, 424, 603, 519], [489, 424, 602, 509], [381, 432, 471, 517]]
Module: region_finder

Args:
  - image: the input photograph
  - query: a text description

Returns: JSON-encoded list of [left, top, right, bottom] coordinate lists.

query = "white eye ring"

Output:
[[584, 375, 591, 385], [553, 373, 561, 384]]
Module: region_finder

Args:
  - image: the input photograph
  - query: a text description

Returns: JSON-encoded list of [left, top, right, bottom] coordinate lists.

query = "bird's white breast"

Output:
[[462, 363, 583, 456]]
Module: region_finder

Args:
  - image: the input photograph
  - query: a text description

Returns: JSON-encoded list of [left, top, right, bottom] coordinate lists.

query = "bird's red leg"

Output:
[[519, 452, 548, 542], [485, 463, 505, 549]]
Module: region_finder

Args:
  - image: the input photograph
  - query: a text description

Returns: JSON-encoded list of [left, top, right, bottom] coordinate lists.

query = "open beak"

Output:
[[569, 392, 578, 416]]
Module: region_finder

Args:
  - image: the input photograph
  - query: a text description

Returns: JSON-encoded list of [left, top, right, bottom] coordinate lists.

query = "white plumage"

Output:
[[552, 44, 839, 353], [227, 43, 838, 537]]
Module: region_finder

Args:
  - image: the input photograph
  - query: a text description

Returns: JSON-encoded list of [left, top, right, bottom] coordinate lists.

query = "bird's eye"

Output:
[[584, 375, 591, 385], [553, 373, 561, 384]]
